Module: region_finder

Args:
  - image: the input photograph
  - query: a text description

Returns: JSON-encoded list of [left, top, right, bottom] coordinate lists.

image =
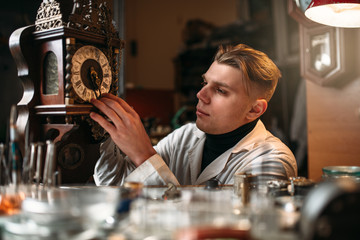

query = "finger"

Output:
[[98, 97, 132, 125], [99, 95, 141, 126], [89, 111, 117, 134], [102, 93, 137, 115], [91, 98, 125, 129]]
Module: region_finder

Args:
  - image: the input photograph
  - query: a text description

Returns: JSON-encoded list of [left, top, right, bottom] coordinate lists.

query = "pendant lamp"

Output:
[[304, 0, 360, 28]]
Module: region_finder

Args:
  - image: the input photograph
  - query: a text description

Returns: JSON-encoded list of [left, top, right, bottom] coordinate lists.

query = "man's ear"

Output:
[[246, 99, 268, 121]]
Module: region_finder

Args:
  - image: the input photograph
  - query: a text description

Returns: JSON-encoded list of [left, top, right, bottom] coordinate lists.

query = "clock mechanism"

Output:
[[9, 0, 125, 184]]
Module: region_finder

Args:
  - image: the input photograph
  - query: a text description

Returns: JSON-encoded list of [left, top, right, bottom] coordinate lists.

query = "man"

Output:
[[90, 44, 297, 186]]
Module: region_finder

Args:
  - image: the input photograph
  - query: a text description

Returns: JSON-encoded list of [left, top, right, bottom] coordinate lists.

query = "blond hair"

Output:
[[214, 44, 281, 102]]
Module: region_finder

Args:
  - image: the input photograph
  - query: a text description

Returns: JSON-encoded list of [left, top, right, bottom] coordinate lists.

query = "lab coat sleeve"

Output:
[[125, 154, 180, 185], [239, 141, 298, 179], [94, 134, 180, 186], [93, 137, 136, 186], [123, 129, 182, 186]]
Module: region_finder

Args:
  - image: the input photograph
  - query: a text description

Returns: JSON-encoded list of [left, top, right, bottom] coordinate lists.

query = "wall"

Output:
[[124, 0, 239, 90], [126, 88, 175, 125], [306, 30, 360, 181], [0, 1, 42, 143]]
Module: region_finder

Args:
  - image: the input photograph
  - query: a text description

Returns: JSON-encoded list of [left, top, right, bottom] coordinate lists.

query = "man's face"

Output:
[[196, 61, 254, 135]]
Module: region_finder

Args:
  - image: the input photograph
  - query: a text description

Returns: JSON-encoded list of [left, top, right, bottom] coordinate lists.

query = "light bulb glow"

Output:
[[305, 3, 360, 28]]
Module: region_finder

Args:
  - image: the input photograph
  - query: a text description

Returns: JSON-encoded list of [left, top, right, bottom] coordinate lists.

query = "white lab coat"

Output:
[[94, 120, 297, 186]]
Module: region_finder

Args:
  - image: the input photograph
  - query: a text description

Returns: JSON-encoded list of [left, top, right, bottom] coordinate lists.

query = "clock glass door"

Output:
[[43, 51, 59, 95]]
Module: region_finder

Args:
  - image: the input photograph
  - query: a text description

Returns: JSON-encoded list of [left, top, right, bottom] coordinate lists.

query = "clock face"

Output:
[[71, 45, 112, 102]]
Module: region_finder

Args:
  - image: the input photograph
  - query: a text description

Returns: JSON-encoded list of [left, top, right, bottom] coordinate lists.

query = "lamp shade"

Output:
[[305, 0, 360, 28]]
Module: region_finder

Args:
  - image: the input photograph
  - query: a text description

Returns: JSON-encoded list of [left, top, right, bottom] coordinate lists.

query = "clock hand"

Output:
[[90, 66, 102, 99]]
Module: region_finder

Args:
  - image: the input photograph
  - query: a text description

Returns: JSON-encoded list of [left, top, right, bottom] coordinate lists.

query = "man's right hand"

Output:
[[90, 93, 157, 167]]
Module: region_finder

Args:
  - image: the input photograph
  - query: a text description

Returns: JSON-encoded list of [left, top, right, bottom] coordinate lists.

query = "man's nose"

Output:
[[197, 87, 210, 104]]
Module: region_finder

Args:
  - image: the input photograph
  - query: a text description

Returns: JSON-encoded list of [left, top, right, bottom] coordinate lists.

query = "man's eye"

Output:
[[216, 88, 225, 94], [201, 80, 207, 87]]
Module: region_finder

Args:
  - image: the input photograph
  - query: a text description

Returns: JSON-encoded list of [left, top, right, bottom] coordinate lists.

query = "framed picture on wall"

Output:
[[300, 21, 356, 87], [301, 25, 337, 86], [288, 0, 356, 87]]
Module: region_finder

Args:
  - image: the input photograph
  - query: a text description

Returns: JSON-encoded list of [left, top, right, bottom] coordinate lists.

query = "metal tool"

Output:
[[9, 105, 22, 187], [43, 140, 56, 188]]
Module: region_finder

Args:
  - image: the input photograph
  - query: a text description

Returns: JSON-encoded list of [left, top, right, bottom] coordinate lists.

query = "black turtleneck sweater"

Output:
[[201, 119, 259, 172]]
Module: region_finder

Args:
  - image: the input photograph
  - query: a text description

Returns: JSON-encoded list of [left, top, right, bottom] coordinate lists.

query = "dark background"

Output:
[[0, 0, 42, 143]]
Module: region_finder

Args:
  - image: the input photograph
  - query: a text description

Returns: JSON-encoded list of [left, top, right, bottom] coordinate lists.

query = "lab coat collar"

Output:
[[189, 127, 206, 184], [231, 120, 268, 153], [192, 120, 267, 185], [192, 120, 267, 152]]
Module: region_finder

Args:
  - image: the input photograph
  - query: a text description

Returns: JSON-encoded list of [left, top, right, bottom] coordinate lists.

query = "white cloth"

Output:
[[94, 120, 297, 186]]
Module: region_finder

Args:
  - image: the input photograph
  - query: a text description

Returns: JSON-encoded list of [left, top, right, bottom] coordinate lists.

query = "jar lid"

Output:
[[323, 166, 360, 177]]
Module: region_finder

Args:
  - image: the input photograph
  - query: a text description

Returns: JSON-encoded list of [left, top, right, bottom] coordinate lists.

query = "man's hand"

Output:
[[90, 93, 156, 166]]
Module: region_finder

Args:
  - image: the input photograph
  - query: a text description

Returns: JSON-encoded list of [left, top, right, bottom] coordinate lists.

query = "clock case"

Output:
[[9, 0, 124, 184]]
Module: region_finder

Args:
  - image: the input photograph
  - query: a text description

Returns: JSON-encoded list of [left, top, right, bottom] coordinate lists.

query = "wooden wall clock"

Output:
[[9, 0, 124, 184]]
